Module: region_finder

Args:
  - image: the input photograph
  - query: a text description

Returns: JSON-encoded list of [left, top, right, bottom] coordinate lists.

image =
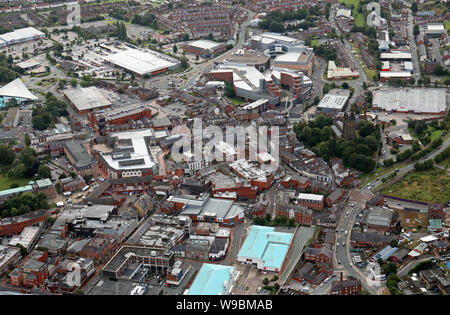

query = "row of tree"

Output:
[[414, 159, 434, 171], [1, 192, 49, 219]]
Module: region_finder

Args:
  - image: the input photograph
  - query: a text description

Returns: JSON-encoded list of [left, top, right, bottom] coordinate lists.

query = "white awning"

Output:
[[0, 78, 38, 100]]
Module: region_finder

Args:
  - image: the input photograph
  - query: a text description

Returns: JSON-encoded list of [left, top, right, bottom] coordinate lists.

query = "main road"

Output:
[[333, 200, 384, 295]]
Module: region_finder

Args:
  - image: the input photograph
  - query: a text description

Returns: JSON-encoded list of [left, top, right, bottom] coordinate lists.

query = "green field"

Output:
[[362, 67, 377, 81], [430, 129, 443, 141], [381, 169, 450, 204], [311, 39, 319, 47], [0, 174, 31, 191], [228, 97, 247, 106], [338, 0, 365, 27], [438, 158, 450, 168], [445, 20, 450, 31]]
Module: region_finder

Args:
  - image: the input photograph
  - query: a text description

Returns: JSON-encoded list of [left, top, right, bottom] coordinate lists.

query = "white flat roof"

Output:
[[101, 129, 156, 171], [0, 27, 45, 43], [188, 40, 224, 50], [274, 52, 301, 63], [297, 193, 324, 201], [373, 88, 446, 113], [380, 52, 412, 59], [107, 47, 178, 76], [257, 32, 300, 44], [317, 89, 350, 110], [380, 71, 412, 78]]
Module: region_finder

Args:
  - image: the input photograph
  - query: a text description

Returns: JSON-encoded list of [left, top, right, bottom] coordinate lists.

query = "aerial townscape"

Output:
[[0, 0, 449, 299]]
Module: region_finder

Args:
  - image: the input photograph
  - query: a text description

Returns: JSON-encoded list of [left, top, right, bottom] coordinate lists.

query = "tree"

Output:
[[411, 2, 418, 14], [173, 45, 177, 54], [38, 165, 51, 179], [269, 21, 284, 33], [413, 24, 420, 36], [224, 81, 236, 98], [180, 55, 189, 68], [0, 145, 15, 166], [70, 78, 78, 87], [262, 278, 269, 285], [24, 133, 31, 146], [16, 244, 27, 257]]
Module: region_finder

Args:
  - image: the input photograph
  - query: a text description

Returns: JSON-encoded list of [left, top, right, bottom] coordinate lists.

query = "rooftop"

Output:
[[187, 263, 237, 295], [237, 225, 293, 270], [372, 88, 446, 114], [106, 47, 179, 76], [64, 86, 112, 112], [187, 39, 225, 51]]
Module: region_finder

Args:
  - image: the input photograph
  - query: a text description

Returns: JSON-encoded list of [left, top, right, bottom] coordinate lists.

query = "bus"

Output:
[[63, 191, 72, 197], [82, 185, 90, 192]]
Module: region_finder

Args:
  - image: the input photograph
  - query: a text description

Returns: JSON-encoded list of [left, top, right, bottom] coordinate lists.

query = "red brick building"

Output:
[[304, 244, 333, 263], [325, 188, 346, 208], [0, 210, 47, 236], [330, 275, 362, 295], [10, 259, 49, 288], [280, 174, 310, 190], [275, 204, 313, 225], [296, 193, 324, 211]]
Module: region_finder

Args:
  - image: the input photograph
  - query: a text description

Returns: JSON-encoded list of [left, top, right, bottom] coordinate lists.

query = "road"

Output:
[[406, 9, 421, 78], [333, 200, 383, 295]]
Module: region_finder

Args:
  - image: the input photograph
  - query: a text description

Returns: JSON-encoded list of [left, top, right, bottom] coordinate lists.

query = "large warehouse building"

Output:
[[0, 27, 45, 47], [372, 88, 447, 114], [106, 47, 181, 77], [317, 89, 351, 112], [237, 225, 294, 273], [186, 263, 239, 295], [183, 39, 226, 57], [63, 86, 112, 114]]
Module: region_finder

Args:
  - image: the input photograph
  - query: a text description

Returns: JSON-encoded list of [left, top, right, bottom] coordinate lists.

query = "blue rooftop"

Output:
[[237, 225, 293, 270], [373, 245, 398, 261], [188, 264, 236, 295]]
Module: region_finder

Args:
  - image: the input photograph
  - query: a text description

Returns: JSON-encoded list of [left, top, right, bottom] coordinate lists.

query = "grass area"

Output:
[[0, 174, 31, 191], [380, 169, 450, 204], [445, 20, 450, 31], [430, 129, 443, 141], [362, 67, 377, 81], [228, 97, 247, 106], [438, 158, 450, 169], [350, 42, 377, 81], [311, 39, 319, 47]]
